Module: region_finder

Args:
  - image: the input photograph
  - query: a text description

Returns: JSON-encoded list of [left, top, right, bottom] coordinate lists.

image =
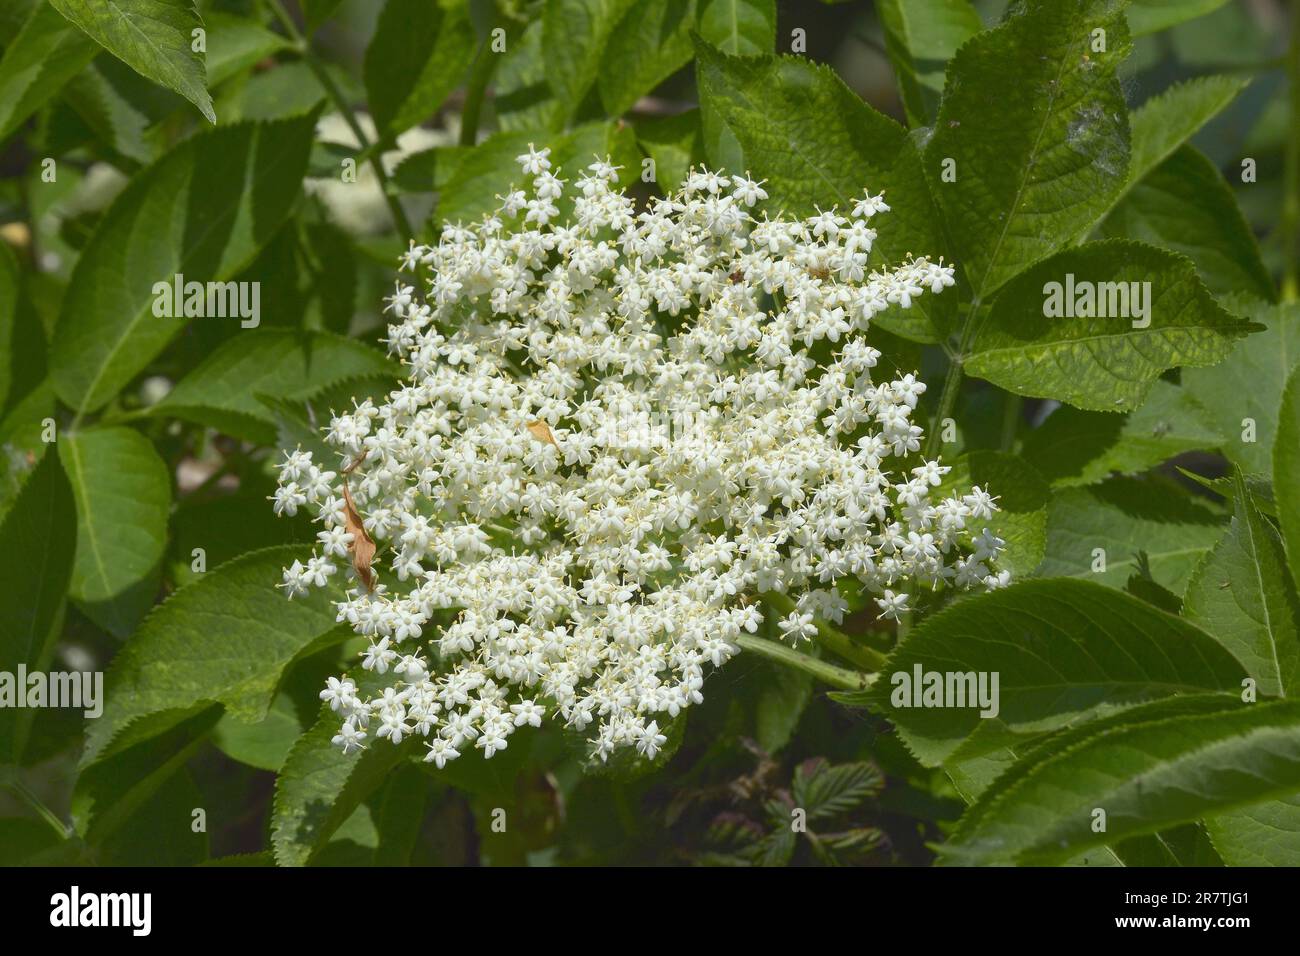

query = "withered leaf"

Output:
[[342, 483, 376, 591], [526, 419, 558, 446]]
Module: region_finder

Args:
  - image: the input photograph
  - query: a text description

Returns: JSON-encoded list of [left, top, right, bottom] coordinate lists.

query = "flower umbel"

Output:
[[274, 147, 1005, 766]]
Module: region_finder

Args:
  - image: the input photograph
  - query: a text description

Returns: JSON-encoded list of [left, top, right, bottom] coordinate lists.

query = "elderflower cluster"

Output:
[[272, 146, 1007, 766]]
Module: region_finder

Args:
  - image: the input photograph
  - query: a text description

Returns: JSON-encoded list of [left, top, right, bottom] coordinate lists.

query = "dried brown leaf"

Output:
[[526, 419, 558, 446]]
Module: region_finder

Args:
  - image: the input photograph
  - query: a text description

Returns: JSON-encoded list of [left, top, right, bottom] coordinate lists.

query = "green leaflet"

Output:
[[0, 242, 15, 411], [695, 0, 776, 57], [635, 110, 704, 196], [598, 0, 696, 117], [272, 705, 413, 867], [1207, 795, 1300, 866], [931, 451, 1048, 577], [1124, 74, 1247, 192], [924, 0, 1131, 301], [0, 452, 77, 764], [541, 0, 638, 128], [83, 545, 348, 766], [1039, 476, 1225, 594], [861, 579, 1245, 766], [1183, 470, 1300, 698], [1100, 145, 1273, 301], [945, 696, 1300, 865], [364, 0, 475, 138], [967, 239, 1255, 412], [204, 13, 292, 88], [0, 1, 97, 142], [1127, 0, 1230, 36], [1021, 379, 1223, 487], [49, 112, 318, 415], [693, 40, 952, 343], [1183, 299, 1300, 473], [59, 426, 171, 638], [876, 0, 982, 128], [149, 329, 396, 445], [48, 0, 215, 123], [1277, 364, 1300, 590]]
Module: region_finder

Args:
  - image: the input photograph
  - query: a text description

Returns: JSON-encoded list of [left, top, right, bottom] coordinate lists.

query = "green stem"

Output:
[[3, 778, 70, 841], [267, 0, 414, 242], [763, 591, 889, 671], [459, 36, 499, 148], [734, 634, 874, 692], [1283, 6, 1300, 302], [999, 392, 1022, 452], [924, 349, 964, 459]]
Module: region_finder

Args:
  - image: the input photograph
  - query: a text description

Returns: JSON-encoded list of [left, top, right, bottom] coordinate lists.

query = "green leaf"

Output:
[[541, 0, 637, 127], [1127, 0, 1231, 36], [1124, 74, 1246, 191], [1100, 145, 1273, 301], [1021, 379, 1224, 487], [0, 452, 76, 764], [598, 0, 696, 117], [84, 545, 347, 766], [1039, 476, 1225, 595], [50, 112, 319, 415], [0, 243, 16, 411], [1277, 363, 1300, 589], [693, 40, 951, 343], [150, 330, 395, 444], [876, 0, 982, 128], [1183, 470, 1300, 698], [945, 696, 1300, 865], [302, 0, 347, 32], [1183, 299, 1300, 473], [924, 0, 1131, 301], [271, 706, 411, 866], [205, 13, 292, 88], [932, 451, 1048, 578], [695, 0, 775, 56], [635, 109, 703, 194], [792, 759, 884, 821], [364, 0, 475, 138], [59, 426, 170, 638], [752, 657, 812, 754], [212, 692, 304, 771], [48, 0, 215, 123], [1206, 795, 1300, 866], [0, 1, 97, 141], [868, 579, 1246, 766], [967, 239, 1256, 412]]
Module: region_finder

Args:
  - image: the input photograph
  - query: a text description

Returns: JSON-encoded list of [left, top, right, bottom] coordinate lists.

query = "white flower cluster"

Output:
[[273, 146, 1007, 766]]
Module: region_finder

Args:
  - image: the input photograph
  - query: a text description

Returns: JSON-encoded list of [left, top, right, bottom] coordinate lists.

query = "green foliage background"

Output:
[[1, 0, 1299, 867]]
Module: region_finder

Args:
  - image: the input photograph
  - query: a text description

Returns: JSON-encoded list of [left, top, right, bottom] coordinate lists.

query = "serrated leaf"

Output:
[[695, 0, 775, 56], [1183, 299, 1300, 473], [597, 0, 696, 117], [967, 240, 1255, 412], [876, 0, 982, 128], [924, 0, 1131, 301], [50, 112, 318, 415], [869, 579, 1246, 766], [1277, 363, 1300, 589], [932, 451, 1048, 577], [0, 452, 76, 763], [1022, 379, 1224, 487], [792, 759, 883, 820], [59, 426, 170, 637], [1183, 470, 1300, 697], [205, 13, 292, 88], [635, 109, 703, 194], [84, 545, 348, 766], [149, 330, 395, 444], [1101, 145, 1273, 300], [694, 40, 951, 343], [0, 1, 97, 142], [1124, 74, 1246, 190], [48, 0, 215, 123], [212, 692, 304, 771], [272, 706, 411, 867], [945, 696, 1300, 865], [1206, 795, 1300, 866], [364, 0, 475, 137], [1039, 476, 1225, 594], [752, 657, 812, 754]]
